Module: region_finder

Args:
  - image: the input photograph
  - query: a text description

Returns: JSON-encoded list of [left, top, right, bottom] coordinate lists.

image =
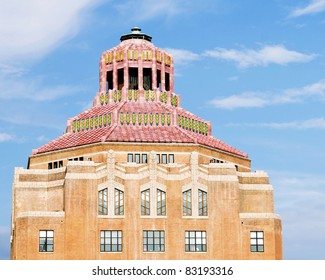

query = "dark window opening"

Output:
[[142, 154, 147, 163], [127, 153, 133, 163], [157, 69, 161, 90], [53, 162, 58, 169], [162, 154, 167, 164], [129, 68, 138, 90], [118, 68, 124, 90], [48, 163, 53, 169], [165, 72, 170, 91], [135, 154, 140, 164], [58, 161, 63, 168], [143, 68, 152, 90], [106, 71, 113, 91]]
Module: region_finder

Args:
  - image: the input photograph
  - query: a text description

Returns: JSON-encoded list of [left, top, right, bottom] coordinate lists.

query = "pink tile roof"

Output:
[[33, 99, 248, 158]]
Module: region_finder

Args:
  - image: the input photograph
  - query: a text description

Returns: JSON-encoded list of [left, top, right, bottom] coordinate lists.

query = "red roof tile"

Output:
[[33, 100, 248, 158]]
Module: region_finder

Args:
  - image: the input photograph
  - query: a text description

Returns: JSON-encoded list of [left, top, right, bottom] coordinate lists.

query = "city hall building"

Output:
[[10, 28, 282, 260]]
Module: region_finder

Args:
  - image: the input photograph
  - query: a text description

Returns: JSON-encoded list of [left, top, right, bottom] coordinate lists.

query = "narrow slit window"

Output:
[[115, 189, 124, 215], [141, 189, 150, 215], [183, 190, 192, 216], [157, 189, 166, 216], [98, 188, 108, 215], [198, 190, 208, 216]]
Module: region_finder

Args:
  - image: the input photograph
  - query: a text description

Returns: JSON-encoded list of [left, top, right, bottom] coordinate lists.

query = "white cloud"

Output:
[[210, 92, 268, 109], [0, 0, 102, 64], [0, 74, 82, 101], [289, 0, 325, 18], [0, 133, 14, 142], [164, 48, 200, 65], [114, 0, 216, 22], [227, 117, 325, 130], [210, 79, 325, 109], [204, 45, 315, 68]]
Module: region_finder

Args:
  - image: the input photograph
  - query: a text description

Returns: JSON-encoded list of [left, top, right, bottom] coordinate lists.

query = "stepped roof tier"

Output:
[[33, 28, 248, 159]]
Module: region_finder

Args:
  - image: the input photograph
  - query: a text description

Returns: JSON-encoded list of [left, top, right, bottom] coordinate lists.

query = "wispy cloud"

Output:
[[210, 79, 325, 109], [289, 0, 325, 18], [114, 0, 217, 22], [204, 45, 315, 68], [0, 133, 14, 142], [164, 48, 200, 65], [0, 73, 83, 101], [227, 117, 325, 130], [0, 0, 102, 64]]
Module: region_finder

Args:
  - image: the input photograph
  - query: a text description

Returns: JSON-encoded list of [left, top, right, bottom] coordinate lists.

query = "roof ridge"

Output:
[[174, 125, 197, 143], [101, 124, 117, 142]]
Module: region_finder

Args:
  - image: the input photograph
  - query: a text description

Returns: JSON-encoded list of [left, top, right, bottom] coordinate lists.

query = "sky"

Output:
[[0, 0, 325, 260]]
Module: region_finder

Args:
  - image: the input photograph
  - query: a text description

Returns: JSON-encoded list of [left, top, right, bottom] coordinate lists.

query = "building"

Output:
[[10, 28, 282, 260]]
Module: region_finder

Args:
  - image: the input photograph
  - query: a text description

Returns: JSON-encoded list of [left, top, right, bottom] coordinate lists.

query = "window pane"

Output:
[[257, 232, 264, 238], [127, 153, 133, 162], [169, 154, 174, 163], [39, 231, 46, 238], [135, 154, 140, 164], [47, 231, 54, 238], [250, 232, 257, 238]]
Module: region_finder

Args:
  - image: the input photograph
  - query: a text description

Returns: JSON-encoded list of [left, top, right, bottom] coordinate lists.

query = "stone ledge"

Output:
[[240, 213, 281, 219], [17, 211, 65, 218], [239, 184, 273, 191]]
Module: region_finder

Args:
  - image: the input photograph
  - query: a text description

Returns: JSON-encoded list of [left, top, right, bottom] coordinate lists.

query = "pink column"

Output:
[[113, 50, 118, 90], [138, 50, 143, 90], [152, 49, 157, 90], [99, 55, 106, 93], [170, 60, 174, 93], [161, 53, 166, 92]]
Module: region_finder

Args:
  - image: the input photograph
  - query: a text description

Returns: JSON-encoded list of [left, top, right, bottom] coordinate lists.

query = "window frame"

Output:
[[98, 188, 108, 215], [157, 189, 166, 216], [141, 189, 150, 215], [127, 153, 133, 163], [39, 230, 54, 253], [250, 231, 264, 252], [183, 189, 192, 216], [142, 153, 148, 163], [185, 231, 206, 252], [135, 153, 140, 164], [198, 189, 208, 216], [114, 188, 124, 215], [100, 230, 123, 252], [143, 230, 165, 252], [168, 154, 174, 163]]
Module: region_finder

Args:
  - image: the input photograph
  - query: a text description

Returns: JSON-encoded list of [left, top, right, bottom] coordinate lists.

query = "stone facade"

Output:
[[10, 28, 282, 260]]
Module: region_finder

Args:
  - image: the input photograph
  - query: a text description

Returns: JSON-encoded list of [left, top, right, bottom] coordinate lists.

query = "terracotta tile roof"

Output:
[[33, 99, 248, 158]]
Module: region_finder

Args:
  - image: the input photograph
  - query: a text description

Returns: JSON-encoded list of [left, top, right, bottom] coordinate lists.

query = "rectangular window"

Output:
[[100, 230, 122, 252], [53, 161, 58, 169], [250, 231, 264, 252], [142, 154, 148, 164], [169, 154, 174, 163], [198, 190, 208, 216], [161, 154, 167, 164], [141, 189, 150, 215], [185, 231, 206, 252], [48, 162, 53, 170], [127, 153, 133, 163], [183, 190, 192, 216], [39, 230, 54, 252], [143, 230, 165, 252], [115, 189, 124, 215], [156, 154, 160, 164], [157, 189, 166, 216], [98, 188, 108, 215], [58, 160, 63, 168], [135, 153, 140, 164]]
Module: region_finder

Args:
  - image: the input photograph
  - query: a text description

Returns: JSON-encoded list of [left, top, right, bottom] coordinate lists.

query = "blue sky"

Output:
[[1, 0, 325, 260]]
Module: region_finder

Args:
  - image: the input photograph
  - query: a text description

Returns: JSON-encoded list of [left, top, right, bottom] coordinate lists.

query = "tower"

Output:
[[10, 28, 282, 260]]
